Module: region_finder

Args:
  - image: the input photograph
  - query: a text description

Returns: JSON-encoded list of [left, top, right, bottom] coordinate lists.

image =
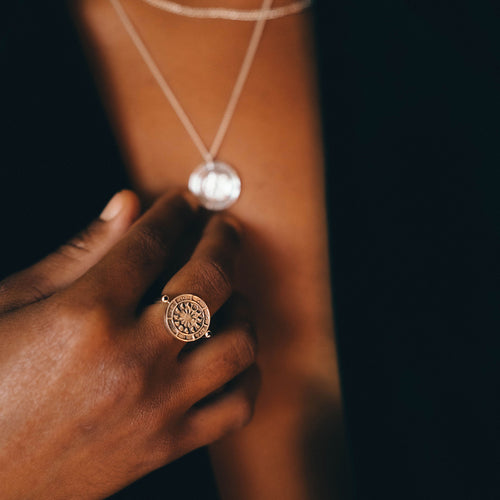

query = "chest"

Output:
[[71, 0, 335, 365]]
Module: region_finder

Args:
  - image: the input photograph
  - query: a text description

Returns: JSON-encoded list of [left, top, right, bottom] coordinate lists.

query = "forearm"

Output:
[[209, 346, 349, 500]]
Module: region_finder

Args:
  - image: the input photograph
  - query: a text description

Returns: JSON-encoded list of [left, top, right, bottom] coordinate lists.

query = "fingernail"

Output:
[[100, 191, 124, 221]]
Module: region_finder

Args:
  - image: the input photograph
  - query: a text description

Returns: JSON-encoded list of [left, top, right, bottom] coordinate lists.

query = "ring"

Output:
[[161, 294, 211, 342]]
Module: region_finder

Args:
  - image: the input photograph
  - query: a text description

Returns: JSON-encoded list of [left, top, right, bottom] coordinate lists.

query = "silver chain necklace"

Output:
[[109, 0, 309, 210], [138, 0, 312, 21]]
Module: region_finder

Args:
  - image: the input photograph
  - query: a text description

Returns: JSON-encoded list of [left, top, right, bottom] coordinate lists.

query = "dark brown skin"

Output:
[[0, 190, 259, 499], [41, 0, 348, 498]]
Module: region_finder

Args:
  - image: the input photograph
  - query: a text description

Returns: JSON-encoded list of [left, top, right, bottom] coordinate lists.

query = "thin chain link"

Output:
[[139, 0, 311, 21], [109, 0, 275, 163], [208, 0, 272, 158]]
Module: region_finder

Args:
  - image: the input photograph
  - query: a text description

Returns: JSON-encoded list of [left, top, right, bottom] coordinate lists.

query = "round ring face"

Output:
[[164, 294, 210, 342]]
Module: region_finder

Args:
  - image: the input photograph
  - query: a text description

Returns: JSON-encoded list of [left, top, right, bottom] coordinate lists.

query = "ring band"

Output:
[[161, 294, 211, 342]]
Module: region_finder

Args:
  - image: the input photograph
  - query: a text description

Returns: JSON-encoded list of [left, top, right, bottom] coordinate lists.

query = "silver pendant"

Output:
[[188, 161, 241, 211]]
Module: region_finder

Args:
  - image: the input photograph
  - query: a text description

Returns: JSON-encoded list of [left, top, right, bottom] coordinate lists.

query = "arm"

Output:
[[0, 190, 258, 499]]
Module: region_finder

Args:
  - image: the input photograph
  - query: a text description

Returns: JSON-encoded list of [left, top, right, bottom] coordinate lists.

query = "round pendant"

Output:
[[164, 294, 211, 342], [188, 161, 241, 211]]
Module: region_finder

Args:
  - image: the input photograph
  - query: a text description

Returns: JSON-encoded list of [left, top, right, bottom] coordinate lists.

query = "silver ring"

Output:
[[161, 294, 211, 342]]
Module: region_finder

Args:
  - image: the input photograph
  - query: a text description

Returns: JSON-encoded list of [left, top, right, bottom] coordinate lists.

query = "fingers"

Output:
[[0, 190, 140, 313], [176, 295, 256, 402], [138, 214, 242, 350], [161, 214, 242, 314], [180, 366, 261, 450], [81, 190, 201, 308]]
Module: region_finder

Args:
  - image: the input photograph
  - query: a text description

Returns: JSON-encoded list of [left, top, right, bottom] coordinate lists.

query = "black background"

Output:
[[316, 1, 500, 499], [1, 1, 499, 498]]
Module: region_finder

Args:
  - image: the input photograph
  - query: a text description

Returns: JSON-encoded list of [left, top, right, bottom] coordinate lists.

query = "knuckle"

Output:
[[129, 225, 167, 266], [50, 302, 140, 403], [135, 224, 165, 255], [54, 243, 80, 264], [57, 289, 119, 342], [24, 279, 51, 304], [0, 271, 53, 312], [67, 228, 94, 253], [133, 223, 174, 266], [195, 257, 232, 298], [125, 191, 198, 266], [56, 223, 103, 262], [60, 288, 105, 318], [0, 277, 18, 312]]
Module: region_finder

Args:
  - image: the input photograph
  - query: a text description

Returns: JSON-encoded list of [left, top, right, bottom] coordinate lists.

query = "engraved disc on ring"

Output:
[[164, 294, 210, 342]]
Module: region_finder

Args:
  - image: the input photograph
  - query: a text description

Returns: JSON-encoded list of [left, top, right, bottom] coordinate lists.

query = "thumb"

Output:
[[0, 190, 141, 313]]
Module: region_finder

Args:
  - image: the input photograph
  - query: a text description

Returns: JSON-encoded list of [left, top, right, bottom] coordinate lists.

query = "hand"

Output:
[[0, 190, 258, 500]]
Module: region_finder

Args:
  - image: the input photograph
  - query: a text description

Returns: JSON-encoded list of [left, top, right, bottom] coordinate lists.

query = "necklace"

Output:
[[109, 0, 279, 210], [138, 0, 312, 21]]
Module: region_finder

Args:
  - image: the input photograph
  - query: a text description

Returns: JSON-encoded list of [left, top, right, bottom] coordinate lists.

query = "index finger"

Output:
[[139, 214, 243, 346], [81, 190, 200, 308], [161, 213, 242, 315]]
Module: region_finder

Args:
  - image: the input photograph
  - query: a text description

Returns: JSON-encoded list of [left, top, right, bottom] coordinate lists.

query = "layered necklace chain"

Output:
[[109, 0, 311, 210], [138, 0, 311, 21]]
